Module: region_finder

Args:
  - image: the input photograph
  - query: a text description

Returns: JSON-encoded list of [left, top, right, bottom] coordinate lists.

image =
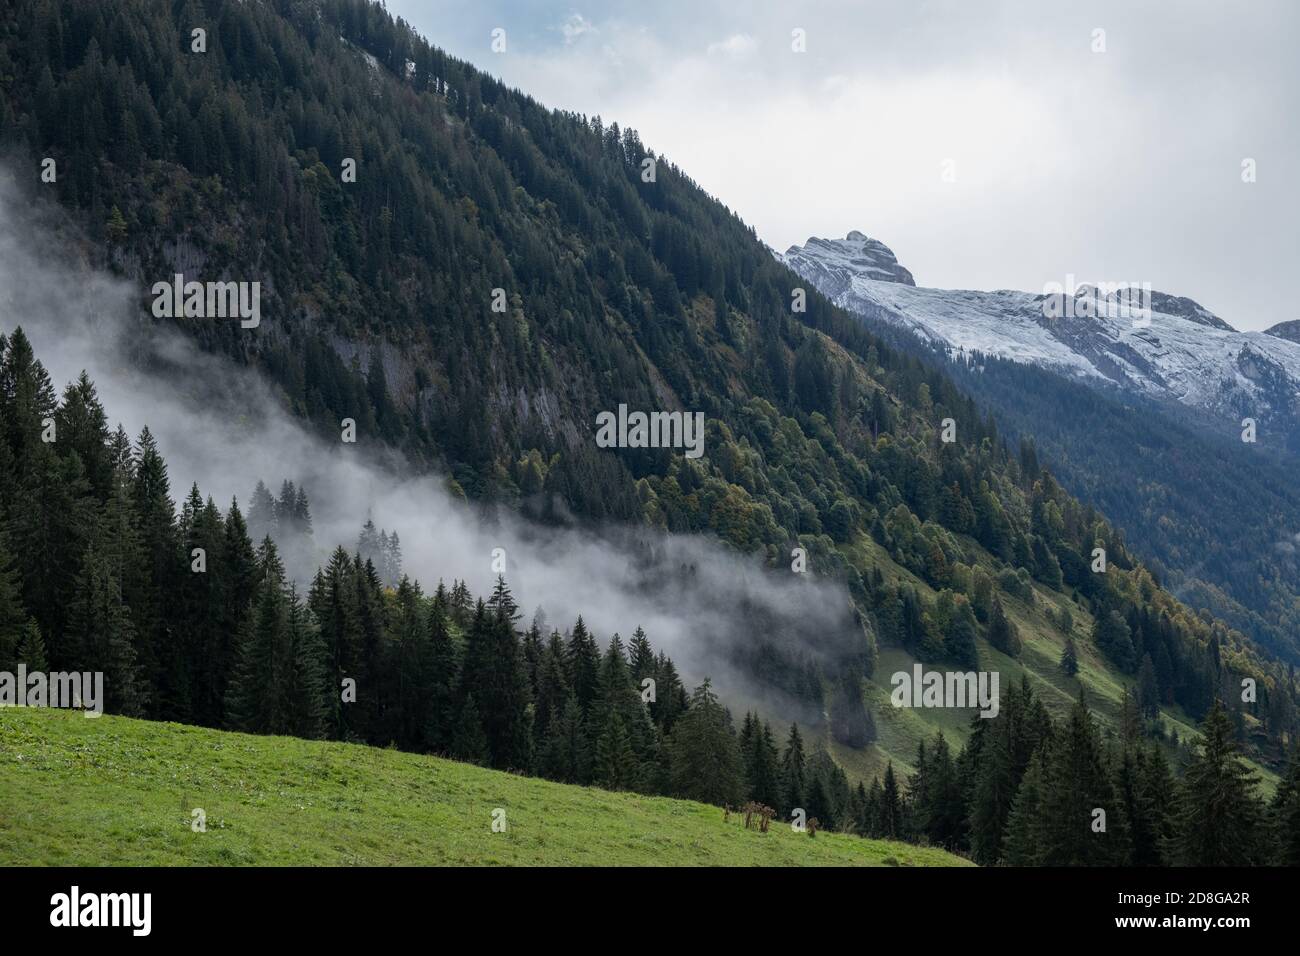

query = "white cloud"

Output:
[[560, 12, 594, 44], [705, 33, 757, 59]]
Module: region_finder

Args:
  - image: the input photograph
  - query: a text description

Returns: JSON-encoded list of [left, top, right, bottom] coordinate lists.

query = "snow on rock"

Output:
[[780, 233, 1300, 426]]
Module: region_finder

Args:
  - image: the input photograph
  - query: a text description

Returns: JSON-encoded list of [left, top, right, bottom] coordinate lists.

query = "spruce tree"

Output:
[[879, 762, 903, 838], [541, 693, 590, 783], [283, 583, 328, 740], [1060, 635, 1079, 677], [666, 679, 742, 807], [779, 722, 807, 814], [594, 711, 637, 791], [1270, 749, 1300, 866], [565, 615, 600, 713], [451, 693, 490, 765], [1003, 747, 1050, 865], [1036, 692, 1125, 865], [1171, 698, 1265, 865], [15, 620, 48, 672], [424, 593, 459, 752], [987, 595, 1022, 657]]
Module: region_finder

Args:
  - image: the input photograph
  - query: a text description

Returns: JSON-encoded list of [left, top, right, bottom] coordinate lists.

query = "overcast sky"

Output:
[[387, 0, 1297, 331]]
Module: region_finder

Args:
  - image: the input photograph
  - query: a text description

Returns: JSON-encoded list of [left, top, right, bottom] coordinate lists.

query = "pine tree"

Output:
[[283, 584, 328, 739], [1035, 693, 1125, 865], [1137, 654, 1160, 719], [1171, 698, 1265, 865], [1114, 745, 1161, 865], [451, 693, 490, 765], [879, 762, 903, 838], [15, 621, 48, 672], [565, 615, 600, 713], [533, 630, 571, 742], [666, 679, 742, 807], [0, 531, 32, 671], [1270, 748, 1300, 866], [541, 693, 590, 783], [628, 626, 655, 685], [1003, 747, 1050, 865], [459, 586, 532, 770], [424, 593, 459, 752], [66, 529, 144, 716], [1140, 742, 1177, 862], [248, 481, 279, 544], [987, 595, 1021, 656], [748, 721, 782, 808], [779, 722, 807, 814], [225, 539, 293, 734], [594, 711, 637, 791], [1059, 636, 1079, 677], [130, 427, 183, 720]]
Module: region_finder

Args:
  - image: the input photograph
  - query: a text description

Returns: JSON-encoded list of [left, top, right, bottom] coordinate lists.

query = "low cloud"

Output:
[[0, 167, 864, 723]]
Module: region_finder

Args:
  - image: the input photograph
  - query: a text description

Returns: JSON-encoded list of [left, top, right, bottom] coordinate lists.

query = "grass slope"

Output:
[[0, 709, 968, 867], [835, 536, 1280, 794]]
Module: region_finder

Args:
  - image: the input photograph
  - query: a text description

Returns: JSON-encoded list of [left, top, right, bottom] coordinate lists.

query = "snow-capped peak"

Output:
[[783, 232, 916, 294], [779, 232, 1300, 430]]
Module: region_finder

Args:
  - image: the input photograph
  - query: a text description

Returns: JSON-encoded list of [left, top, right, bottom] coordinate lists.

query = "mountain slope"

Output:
[[1, 0, 1296, 792], [0, 708, 966, 865], [782, 233, 1300, 455], [783, 233, 1300, 663]]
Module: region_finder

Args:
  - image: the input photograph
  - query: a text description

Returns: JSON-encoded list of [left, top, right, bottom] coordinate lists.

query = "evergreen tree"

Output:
[[1034, 693, 1125, 865], [226, 539, 293, 734], [565, 615, 600, 713], [424, 592, 459, 752], [15, 620, 48, 672], [779, 722, 807, 813], [594, 711, 638, 790], [1270, 749, 1300, 866], [1171, 699, 1265, 866], [541, 693, 590, 784], [879, 762, 903, 838], [1003, 747, 1050, 865], [666, 679, 742, 807], [987, 595, 1022, 656], [1059, 635, 1079, 677], [451, 693, 490, 765]]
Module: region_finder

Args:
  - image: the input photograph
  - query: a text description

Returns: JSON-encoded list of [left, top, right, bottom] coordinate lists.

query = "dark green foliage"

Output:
[[1059, 636, 1079, 677], [779, 722, 807, 814], [986, 595, 1021, 657], [666, 680, 742, 807], [1170, 699, 1266, 866], [1271, 750, 1300, 866]]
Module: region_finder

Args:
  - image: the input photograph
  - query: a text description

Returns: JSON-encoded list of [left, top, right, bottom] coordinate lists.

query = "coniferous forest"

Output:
[[0, 0, 1297, 885], [0, 327, 1296, 866]]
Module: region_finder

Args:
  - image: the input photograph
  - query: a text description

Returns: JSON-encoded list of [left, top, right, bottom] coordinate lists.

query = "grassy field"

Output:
[[0, 708, 969, 867]]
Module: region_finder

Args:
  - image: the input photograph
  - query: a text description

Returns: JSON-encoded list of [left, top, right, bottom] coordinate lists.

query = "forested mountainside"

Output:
[[0, 0, 1298, 864], [783, 234, 1300, 665], [946, 351, 1300, 664]]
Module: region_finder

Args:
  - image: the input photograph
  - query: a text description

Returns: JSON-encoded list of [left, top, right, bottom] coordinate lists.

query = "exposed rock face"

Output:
[[780, 232, 916, 305], [1265, 320, 1300, 345]]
